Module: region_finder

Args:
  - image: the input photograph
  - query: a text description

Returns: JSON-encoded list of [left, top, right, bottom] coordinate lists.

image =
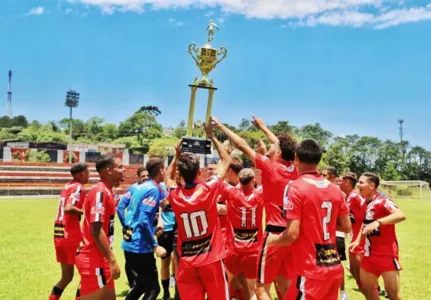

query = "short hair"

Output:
[[278, 133, 296, 161], [70, 163, 88, 175], [146, 158, 164, 179], [362, 172, 380, 188], [341, 172, 357, 187], [295, 139, 323, 164], [96, 154, 117, 173], [178, 152, 200, 185], [229, 157, 244, 175], [238, 168, 255, 185], [324, 167, 338, 178], [137, 166, 147, 177], [207, 160, 218, 166]]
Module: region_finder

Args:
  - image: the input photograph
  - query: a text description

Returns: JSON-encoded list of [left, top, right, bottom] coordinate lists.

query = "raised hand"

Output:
[[210, 116, 222, 129], [203, 120, 214, 138], [250, 113, 265, 130]]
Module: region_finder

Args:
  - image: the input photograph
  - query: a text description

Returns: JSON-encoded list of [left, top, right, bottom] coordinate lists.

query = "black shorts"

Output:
[[336, 237, 347, 261], [157, 230, 174, 259], [124, 251, 158, 282]]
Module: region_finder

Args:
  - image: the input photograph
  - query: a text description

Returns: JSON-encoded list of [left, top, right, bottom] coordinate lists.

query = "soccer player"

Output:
[[339, 172, 367, 291], [158, 189, 177, 300], [50, 163, 89, 300], [212, 114, 298, 299], [267, 139, 352, 299], [121, 157, 167, 300], [116, 166, 149, 289], [75, 155, 125, 300], [221, 168, 264, 300], [322, 167, 348, 300], [206, 160, 217, 177], [164, 121, 231, 300], [350, 172, 406, 300]]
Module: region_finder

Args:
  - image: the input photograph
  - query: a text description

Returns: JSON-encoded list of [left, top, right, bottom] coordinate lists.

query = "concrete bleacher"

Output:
[[0, 162, 140, 197]]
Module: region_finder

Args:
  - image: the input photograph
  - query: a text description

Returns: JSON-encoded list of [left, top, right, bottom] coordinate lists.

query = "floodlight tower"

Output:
[[398, 119, 405, 162], [6, 70, 12, 117], [65, 90, 80, 163]]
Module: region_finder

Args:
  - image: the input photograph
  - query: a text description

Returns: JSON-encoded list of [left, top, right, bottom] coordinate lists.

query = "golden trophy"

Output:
[[181, 20, 228, 154]]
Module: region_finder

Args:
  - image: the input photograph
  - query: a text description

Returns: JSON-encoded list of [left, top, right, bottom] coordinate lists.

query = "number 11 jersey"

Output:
[[167, 175, 226, 268]]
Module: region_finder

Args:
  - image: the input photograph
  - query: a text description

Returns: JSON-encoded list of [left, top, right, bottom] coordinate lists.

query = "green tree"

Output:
[[28, 150, 52, 163], [0, 116, 11, 128], [238, 118, 251, 131], [269, 121, 295, 136], [118, 112, 163, 142], [102, 124, 119, 141], [10, 115, 28, 128], [173, 121, 187, 139], [148, 137, 178, 158], [137, 105, 161, 116], [295, 123, 333, 148]]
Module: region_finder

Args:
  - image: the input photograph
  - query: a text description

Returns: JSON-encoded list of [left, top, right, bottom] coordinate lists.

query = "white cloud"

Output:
[[26, 6, 44, 16], [65, 8, 73, 14], [168, 17, 184, 26], [204, 11, 215, 17], [70, 0, 431, 28]]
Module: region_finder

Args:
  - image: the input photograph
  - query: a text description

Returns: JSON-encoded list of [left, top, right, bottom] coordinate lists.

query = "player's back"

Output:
[[224, 185, 264, 253], [168, 175, 225, 268], [255, 154, 298, 228], [54, 181, 85, 246], [289, 173, 346, 279]]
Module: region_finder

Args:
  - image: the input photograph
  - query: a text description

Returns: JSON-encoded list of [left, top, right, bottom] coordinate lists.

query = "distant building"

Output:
[[97, 143, 126, 154], [163, 127, 174, 136], [68, 143, 98, 152]]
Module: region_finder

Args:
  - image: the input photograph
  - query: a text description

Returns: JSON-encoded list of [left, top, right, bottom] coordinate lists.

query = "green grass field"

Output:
[[0, 198, 430, 300]]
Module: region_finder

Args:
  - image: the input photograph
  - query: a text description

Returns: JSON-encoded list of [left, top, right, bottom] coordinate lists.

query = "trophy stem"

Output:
[[186, 86, 198, 136], [205, 89, 216, 127]]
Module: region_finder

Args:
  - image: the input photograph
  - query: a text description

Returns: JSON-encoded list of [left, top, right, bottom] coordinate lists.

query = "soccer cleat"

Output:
[[340, 290, 348, 300], [170, 275, 176, 287]]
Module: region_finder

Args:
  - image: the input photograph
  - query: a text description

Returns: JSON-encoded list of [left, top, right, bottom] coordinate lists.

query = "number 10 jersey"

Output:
[[167, 175, 226, 268]]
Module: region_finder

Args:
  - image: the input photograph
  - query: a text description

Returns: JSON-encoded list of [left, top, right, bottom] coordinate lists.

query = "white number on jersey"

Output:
[[240, 207, 257, 228], [180, 211, 209, 238], [55, 197, 66, 222], [321, 201, 333, 241]]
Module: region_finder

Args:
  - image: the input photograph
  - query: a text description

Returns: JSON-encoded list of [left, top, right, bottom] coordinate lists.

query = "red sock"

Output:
[[234, 288, 245, 300], [49, 295, 60, 300]]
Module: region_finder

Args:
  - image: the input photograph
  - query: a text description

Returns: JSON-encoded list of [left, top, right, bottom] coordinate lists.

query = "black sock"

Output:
[[51, 286, 64, 296], [162, 279, 170, 296], [76, 288, 81, 298]]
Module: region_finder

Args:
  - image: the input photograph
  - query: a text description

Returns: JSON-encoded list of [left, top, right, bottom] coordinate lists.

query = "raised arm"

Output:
[[251, 113, 278, 144], [165, 140, 182, 189], [211, 116, 256, 163], [204, 118, 230, 178]]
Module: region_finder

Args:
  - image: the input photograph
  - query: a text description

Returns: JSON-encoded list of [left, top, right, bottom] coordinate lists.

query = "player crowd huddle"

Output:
[[50, 114, 406, 300]]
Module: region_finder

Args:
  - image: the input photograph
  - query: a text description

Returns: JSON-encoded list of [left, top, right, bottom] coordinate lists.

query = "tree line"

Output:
[[0, 107, 429, 184]]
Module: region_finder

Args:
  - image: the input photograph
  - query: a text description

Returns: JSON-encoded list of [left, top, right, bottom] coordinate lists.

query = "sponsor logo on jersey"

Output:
[[91, 202, 105, 215], [142, 197, 157, 207]]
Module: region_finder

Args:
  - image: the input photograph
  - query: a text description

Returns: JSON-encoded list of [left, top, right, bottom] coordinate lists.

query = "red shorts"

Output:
[[75, 253, 114, 296], [285, 275, 342, 300], [257, 232, 292, 284], [225, 249, 258, 279], [349, 240, 365, 255], [55, 245, 79, 265], [177, 260, 229, 300], [361, 256, 402, 277]]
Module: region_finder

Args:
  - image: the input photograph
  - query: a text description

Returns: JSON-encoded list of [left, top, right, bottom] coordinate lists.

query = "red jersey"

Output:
[[221, 184, 264, 253], [255, 153, 298, 229], [346, 190, 366, 244], [363, 194, 399, 258], [168, 175, 226, 268], [285, 172, 349, 279], [77, 180, 116, 272], [54, 181, 86, 247]]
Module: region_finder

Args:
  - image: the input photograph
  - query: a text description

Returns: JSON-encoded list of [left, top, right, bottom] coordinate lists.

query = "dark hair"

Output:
[[229, 157, 244, 175], [207, 160, 218, 166], [342, 172, 357, 187], [324, 167, 338, 177], [70, 163, 88, 175], [178, 152, 200, 185], [295, 139, 323, 164], [96, 154, 117, 173], [146, 158, 165, 179], [362, 172, 380, 188], [137, 166, 147, 177], [278, 133, 296, 161]]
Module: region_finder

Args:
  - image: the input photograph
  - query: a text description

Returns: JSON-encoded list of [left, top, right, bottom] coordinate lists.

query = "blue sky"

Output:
[[1, 0, 431, 148]]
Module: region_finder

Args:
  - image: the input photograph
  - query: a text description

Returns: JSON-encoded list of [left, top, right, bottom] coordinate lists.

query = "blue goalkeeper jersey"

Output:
[[116, 182, 140, 228], [121, 180, 167, 254]]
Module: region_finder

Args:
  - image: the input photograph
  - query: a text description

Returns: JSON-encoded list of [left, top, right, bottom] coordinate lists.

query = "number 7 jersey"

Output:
[[167, 175, 226, 268], [284, 172, 349, 279]]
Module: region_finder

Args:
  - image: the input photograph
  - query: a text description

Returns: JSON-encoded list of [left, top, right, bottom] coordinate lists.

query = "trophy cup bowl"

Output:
[[181, 21, 227, 155]]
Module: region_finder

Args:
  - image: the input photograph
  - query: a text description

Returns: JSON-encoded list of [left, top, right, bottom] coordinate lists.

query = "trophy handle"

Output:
[[188, 43, 199, 66], [214, 46, 227, 69]]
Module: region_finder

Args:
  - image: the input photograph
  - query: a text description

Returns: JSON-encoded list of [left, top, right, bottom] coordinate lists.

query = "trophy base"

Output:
[[181, 137, 212, 155]]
